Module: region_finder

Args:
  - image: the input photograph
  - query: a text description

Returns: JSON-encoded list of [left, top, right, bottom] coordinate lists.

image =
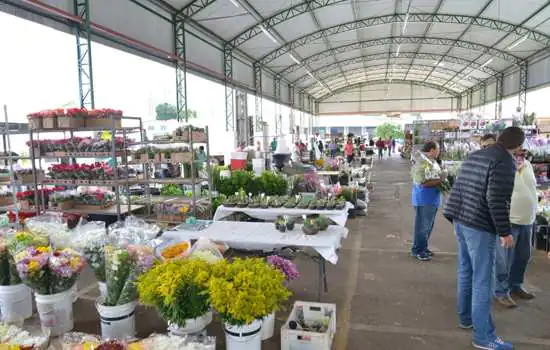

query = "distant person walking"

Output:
[[392, 138, 396, 153], [344, 139, 354, 163], [375, 138, 385, 159], [329, 140, 337, 158], [387, 137, 393, 156]]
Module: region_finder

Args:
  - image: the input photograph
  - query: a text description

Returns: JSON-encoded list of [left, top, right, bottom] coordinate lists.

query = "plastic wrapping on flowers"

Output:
[[103, 244, 155, 306], [70, 221, 109, 282], [14, 246, 86, 295], [0, 232, 21, 286]]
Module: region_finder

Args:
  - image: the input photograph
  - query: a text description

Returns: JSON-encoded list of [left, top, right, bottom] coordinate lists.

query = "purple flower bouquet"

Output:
[[267, 255, 299, 283], [15, 246, 86, 295]]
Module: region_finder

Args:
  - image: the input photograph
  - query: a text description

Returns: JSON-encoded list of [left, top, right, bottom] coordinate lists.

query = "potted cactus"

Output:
[[302, 217, 320, 235], [315, 215, 329, 231]]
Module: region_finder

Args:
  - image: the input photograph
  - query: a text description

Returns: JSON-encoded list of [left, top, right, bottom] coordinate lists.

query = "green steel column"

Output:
[[74, 0, 95, 109], [174, 16, 188, 122]]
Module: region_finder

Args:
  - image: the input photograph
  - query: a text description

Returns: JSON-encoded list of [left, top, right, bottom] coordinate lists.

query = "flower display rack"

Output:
[[135, 125, 213, 223], [22, 111, 145, 219]]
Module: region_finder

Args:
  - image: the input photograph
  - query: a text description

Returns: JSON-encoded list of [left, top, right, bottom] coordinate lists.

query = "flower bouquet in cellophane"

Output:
[[103, 244, 155, 306]]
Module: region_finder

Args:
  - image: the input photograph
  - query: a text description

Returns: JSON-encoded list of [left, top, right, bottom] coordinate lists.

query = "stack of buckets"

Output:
[[0, 284, 33, 322]]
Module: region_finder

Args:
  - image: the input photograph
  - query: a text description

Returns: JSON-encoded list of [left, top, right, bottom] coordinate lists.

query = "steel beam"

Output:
[[258, 14, 531, 64], [495, 74, 503, 119], [467, 89, 474, 111], [289, 85, 295, 135], [174, 17, 188, 122], [176, 0, 216, 18], [479, 82, 487, 108], [253, 63, 263, 132], [235, 89, 248, 146], [294, 53, 494, 85], [74, 0, 95, 109], [519, 62, 528, 114], [281, 37, 516, 76], [446, 1, 550, 96], [224, 45, 234, 131], [318, 79, 460, 101], [273, 76, 282, 136], [456, 95, 462, 114], [302, 64, 477, 91]]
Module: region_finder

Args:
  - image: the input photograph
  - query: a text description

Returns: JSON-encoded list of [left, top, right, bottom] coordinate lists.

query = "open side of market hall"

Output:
[[1, 0, 550, 349]]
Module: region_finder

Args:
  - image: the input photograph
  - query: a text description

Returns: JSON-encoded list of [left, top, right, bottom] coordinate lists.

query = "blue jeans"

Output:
[[494, 224, 532, 297], [411, 206, 438, 255], [454, 222, 497, 344]]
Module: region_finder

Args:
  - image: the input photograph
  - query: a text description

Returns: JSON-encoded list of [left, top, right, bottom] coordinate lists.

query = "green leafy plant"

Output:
[[375, 122, 404, 140]]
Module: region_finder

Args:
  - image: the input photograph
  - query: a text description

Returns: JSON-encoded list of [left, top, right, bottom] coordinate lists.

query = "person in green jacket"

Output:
[[270, 137, 277, 152]]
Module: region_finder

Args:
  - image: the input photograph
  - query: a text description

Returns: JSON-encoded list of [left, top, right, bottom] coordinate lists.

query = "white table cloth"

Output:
[[213, 202, 353, 227], [163, 221, 348, 264]]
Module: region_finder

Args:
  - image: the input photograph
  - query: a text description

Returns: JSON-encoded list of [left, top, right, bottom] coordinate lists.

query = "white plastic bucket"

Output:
[[96, 298, 137, 340], [224, 319, 262, 350], [71, 283, 78, 302], [168, 311, 213, 336], [252, 158, 265, 176], [98, 282, 107, 300], [35, 289, 74, 336], [261, 312, 275, 340], [0, 284, 33, 321]]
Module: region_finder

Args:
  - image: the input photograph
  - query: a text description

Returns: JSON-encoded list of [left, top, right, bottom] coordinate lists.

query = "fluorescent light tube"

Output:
[[229, 0, 239, 7], [480, 58, 493, 68], [402, 13, 409, 34], [506, 35, 528, 50], [307, 71, 315, 78], [260, 25, 279, 44], [395, 45, 400, 57], [289, 54, 301, 65]]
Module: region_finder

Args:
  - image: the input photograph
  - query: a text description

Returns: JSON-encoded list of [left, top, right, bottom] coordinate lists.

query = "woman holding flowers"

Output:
[[411, 141, 447, 261]]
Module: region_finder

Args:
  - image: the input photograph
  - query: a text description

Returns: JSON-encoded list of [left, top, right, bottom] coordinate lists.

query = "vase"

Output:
[[261, 312, 275, 340], [168, 310, 213, 336], [224, 319, 262, 350]]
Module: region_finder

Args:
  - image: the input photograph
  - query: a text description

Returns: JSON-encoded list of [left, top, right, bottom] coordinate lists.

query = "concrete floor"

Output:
[[69, 156, 550, 349]]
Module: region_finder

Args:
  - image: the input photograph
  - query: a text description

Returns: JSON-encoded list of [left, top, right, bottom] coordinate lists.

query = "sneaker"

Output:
[[511, 288, 535, 300], [494, 295, 517, 308], [472, 337, 514, 349], [459, 323, 473, 330], [413, 252, 432, 261], [426, 249, 435, 257]]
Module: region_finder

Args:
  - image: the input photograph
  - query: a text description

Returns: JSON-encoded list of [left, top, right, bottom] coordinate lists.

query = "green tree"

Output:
[[155, 103, 198, 121], [375, 122, 404, 140]]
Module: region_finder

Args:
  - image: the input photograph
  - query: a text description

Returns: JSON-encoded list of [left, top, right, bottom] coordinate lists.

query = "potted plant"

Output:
[[315, 215, 329, 231], [59, 108, 86, 128], [49, 191, 75, 211], [161, 149, 172, 162], [137, 258, 213, 336], [302, 217, 320, 235], [208, 258, 291, 350], [275, 216, 287, 232]]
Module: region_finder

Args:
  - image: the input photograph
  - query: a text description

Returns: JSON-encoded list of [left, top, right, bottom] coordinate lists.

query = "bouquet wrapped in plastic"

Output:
[[108, 216, 161, 246], [128, 334, 216, 350], [70, 221, 108, 282], [0, 229, 21, 286], [103, 244, 155, 306], [14, 246, 86, 295], [25, 213, 70, 248]]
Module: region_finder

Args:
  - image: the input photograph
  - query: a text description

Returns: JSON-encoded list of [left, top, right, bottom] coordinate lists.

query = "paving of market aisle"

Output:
[[70, 156, 550, 349]]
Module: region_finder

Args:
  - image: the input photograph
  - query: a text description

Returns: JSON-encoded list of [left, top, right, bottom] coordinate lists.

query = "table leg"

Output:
[[316, 255, 328, 302]]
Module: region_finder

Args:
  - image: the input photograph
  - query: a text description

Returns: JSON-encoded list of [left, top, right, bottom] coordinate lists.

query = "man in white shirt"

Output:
[[494, 148, 537, 308]]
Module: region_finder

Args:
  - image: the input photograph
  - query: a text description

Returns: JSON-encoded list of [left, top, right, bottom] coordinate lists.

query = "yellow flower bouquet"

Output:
[[208, 258, 291, 325], [137, 258, 212, 328]]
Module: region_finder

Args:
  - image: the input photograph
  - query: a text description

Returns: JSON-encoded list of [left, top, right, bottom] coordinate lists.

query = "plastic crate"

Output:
[[281, 301, 336, 350]]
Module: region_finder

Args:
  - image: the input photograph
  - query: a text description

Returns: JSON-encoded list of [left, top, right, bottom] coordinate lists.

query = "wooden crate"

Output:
[[27, 117, 42, 130], [172, 152, 193, 163], [42, 116, 57, 129], [0, 197, 13, 206], [49, 200, 75, 211], [57, 116, 85, 129], [85, 117, 122, 129]]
